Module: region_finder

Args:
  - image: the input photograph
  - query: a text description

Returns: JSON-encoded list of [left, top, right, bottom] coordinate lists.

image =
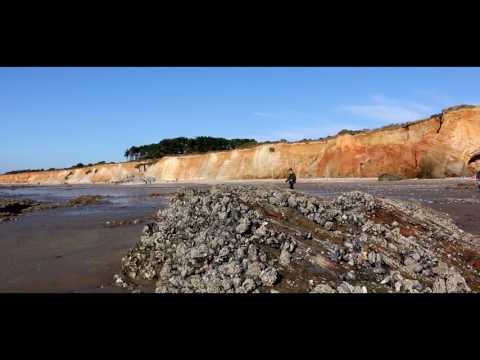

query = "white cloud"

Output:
[[338, 95, 434, 123], [250, 122, 361, 142], [412, 90, 453, 106], [339, 105, 422, 122], [250, 93, 465, 143], [251, 109, 365, 142], [253, 110, 321, 121]]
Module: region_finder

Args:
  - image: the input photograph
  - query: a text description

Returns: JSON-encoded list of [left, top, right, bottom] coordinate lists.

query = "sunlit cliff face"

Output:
[[1, 106, 480, 184]]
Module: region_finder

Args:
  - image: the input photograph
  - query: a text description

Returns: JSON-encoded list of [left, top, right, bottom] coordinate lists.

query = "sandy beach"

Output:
[[1, 178, 479, 292]]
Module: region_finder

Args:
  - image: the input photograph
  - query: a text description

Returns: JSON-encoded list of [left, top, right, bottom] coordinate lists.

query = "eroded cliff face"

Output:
[[2, 106, 480, 185]]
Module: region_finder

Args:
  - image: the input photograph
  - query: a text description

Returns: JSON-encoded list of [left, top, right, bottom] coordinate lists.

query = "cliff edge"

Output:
[[2, 105, 480, 185]]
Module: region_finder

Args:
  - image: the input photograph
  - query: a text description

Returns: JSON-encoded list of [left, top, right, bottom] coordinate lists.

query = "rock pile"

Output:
[[0, 195, 107, 223], [115, 185, 480, 293], [0, 199, 41, 222], [65, 195, 106, 207]]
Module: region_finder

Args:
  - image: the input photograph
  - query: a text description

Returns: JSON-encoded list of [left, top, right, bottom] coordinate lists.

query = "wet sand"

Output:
[[0, 185, 175, 292], [0, 179, 479, 292]]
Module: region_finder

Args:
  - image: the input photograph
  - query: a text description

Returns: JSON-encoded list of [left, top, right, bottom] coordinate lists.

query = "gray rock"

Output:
[[445, 272, 470, 293], [222, 261, 242, 277], [245, 261, 264, 278], [345, 270, 356, 281], [373, 266, 386, 274], [235, 247, 246, 259], [387, 243, 398, 252], [352, 239, 362, 252], [113, 274, 128, 288], [140, 266, 156, 280], [282, 239, 296, 253], [190, 244, 209, 259], [337, 282, 367, 293], [236, 218, 251, 234], [411, 252, 421, 261], [242, 278, 257, 292], [218, 246, 230, 258], [402, 279, 422, 292], [232, 277, 242, 288], [221, 278, 233, 290], [255, 222, 269, 237], [422, 269, 432, 276], [279, 249, 291, 267], [380, 275, 391, 285], [118, 185, 476, 294], [260, 267, 279, 286], [247, 244, 258, 261], [432, 278, 447, 293], [258, 251, 268, 263], [432, 261, 449, 276], [311, 284, 336, 293], [391, 271, 403, 282], [159, 263, 172, 280], [287, 196, 298, 208], [324, 221, 334, 231], [404, 257, 423, 273]]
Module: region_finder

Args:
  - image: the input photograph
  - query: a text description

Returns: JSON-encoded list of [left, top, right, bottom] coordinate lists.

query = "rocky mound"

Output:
[[114, 185, 480, 293]]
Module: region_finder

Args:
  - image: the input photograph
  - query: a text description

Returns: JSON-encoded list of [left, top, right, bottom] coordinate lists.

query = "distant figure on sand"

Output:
[[476, 170, 480, 191], [285, 168, 297, 189]]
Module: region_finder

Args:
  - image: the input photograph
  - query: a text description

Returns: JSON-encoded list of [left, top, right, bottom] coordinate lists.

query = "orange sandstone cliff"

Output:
[[2, 106, 480, 185]]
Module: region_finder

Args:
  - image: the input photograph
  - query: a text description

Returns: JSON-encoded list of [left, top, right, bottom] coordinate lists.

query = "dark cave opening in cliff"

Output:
[[468, 152, 480, 165]]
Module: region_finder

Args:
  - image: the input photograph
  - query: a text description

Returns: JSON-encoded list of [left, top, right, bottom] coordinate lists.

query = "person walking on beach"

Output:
[[285, 168, 297, 189], [476, 170, 480, 191]]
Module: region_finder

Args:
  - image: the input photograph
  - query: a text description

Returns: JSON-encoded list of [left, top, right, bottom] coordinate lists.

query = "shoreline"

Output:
[[1, 178, 480, 292], [1, 176, 478, 188]]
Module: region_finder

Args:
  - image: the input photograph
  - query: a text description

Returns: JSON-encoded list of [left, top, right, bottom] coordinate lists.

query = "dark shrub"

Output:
[[125, 137, 258, 160]]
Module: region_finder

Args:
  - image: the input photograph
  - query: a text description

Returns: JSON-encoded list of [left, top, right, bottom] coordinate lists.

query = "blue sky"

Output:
[[1, 67, 480, 173]]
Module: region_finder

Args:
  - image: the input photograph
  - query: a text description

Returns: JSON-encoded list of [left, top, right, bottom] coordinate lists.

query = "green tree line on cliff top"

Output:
[[3, 161, 112, 175], [124, 136, 258, 161]]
